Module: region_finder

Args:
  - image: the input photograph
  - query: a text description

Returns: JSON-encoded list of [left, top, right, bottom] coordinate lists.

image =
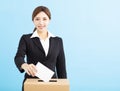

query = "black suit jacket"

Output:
[[14, 33, 67, 79]]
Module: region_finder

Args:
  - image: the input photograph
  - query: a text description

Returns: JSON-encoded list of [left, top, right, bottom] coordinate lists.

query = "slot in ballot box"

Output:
[[24, 79, 70, 91]]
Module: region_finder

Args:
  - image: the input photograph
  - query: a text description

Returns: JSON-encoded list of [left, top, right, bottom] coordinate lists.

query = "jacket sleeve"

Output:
[[14, 35, 26, 73], [56, 38, 67, 78]]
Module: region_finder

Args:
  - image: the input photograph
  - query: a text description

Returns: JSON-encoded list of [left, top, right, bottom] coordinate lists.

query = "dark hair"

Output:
[[32, 6, 51, 32]]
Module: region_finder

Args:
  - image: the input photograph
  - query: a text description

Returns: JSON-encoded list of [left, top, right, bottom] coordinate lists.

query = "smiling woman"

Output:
[[32, 6, 51, 33], [33, 11, 50, 33], [14, 6, 67, 91]]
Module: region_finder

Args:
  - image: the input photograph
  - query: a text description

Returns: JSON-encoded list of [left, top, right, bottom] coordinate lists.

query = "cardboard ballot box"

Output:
[[24, 79, 70, 91]]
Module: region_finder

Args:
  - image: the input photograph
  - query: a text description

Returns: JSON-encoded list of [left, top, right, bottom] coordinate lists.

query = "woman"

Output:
[[14, 6, 67, 91]]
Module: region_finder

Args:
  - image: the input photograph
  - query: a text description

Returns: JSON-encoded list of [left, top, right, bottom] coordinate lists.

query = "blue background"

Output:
[[0, 0, 120, 91]]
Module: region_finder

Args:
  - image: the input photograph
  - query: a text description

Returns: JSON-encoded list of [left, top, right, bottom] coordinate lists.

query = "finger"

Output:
[[30, 64, 37, 72], [25, 69, 30, 76], [24, 65, 34, 76], [21, 63, 34, 76], [28, 65, 36, 77]]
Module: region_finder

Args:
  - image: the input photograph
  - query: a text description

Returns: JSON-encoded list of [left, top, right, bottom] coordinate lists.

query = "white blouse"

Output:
[[30, 30, 55, 56]]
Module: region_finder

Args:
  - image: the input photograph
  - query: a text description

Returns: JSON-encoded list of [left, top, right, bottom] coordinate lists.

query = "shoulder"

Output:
[[51, 36, 64, 45], [51, 36, 63, 41], [19, 33, 32, 42], [21, 33, 32, 38], [20, 33, 32, 40]]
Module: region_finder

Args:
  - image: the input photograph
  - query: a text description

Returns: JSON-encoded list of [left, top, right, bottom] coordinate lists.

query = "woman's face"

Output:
[[33, 11, 50, 32]]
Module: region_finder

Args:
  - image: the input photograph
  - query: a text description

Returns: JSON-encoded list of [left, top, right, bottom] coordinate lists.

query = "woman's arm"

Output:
[[56, 38, 67, 78], [14, 35, 27, 73]]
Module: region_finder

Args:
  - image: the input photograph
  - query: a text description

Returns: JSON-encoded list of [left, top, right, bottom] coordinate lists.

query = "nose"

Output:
[[39, 20, 44, 25]]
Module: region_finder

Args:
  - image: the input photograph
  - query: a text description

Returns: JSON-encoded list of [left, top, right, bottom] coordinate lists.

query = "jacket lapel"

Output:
[[32, 37, 45, 54], [47, 37, 54, 58]]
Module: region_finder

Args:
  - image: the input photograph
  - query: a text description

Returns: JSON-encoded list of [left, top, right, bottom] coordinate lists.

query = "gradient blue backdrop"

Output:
[[0, 0, 120, 91]]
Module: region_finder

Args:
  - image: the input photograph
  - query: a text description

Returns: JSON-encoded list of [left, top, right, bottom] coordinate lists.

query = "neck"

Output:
[[37, 30, 48, 40]]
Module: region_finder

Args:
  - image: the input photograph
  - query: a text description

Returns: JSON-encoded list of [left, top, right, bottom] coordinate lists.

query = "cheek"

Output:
[[45, 21, 50, 26], [33, 21, 38, 27]]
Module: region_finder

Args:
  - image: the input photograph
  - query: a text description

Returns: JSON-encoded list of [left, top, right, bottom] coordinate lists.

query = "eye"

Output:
[[35, 18, 40, 21], [43, 18, 47, 21]]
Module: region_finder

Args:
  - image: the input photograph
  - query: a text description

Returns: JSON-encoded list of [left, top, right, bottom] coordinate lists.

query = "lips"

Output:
[[38, 26, 44, 29]]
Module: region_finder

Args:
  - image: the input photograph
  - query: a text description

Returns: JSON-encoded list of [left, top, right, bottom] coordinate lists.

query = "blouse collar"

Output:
[[30, 30, 56, 39]]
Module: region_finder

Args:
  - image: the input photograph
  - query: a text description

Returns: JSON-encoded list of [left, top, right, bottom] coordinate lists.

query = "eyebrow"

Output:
[[35, 17, 47, 18]]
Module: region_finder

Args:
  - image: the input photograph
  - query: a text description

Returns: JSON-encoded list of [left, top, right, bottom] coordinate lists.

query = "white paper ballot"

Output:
[[35, 62, 54, 82]]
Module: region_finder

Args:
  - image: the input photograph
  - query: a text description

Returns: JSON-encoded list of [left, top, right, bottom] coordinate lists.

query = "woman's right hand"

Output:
[[21, 63, 37, 77]]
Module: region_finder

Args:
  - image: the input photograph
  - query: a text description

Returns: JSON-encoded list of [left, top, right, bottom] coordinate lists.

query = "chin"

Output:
[[37, 29, 45, 32]]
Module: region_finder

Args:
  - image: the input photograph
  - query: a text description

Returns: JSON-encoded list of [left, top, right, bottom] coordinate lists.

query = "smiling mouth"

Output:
[[38, 26, 44, 29]]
